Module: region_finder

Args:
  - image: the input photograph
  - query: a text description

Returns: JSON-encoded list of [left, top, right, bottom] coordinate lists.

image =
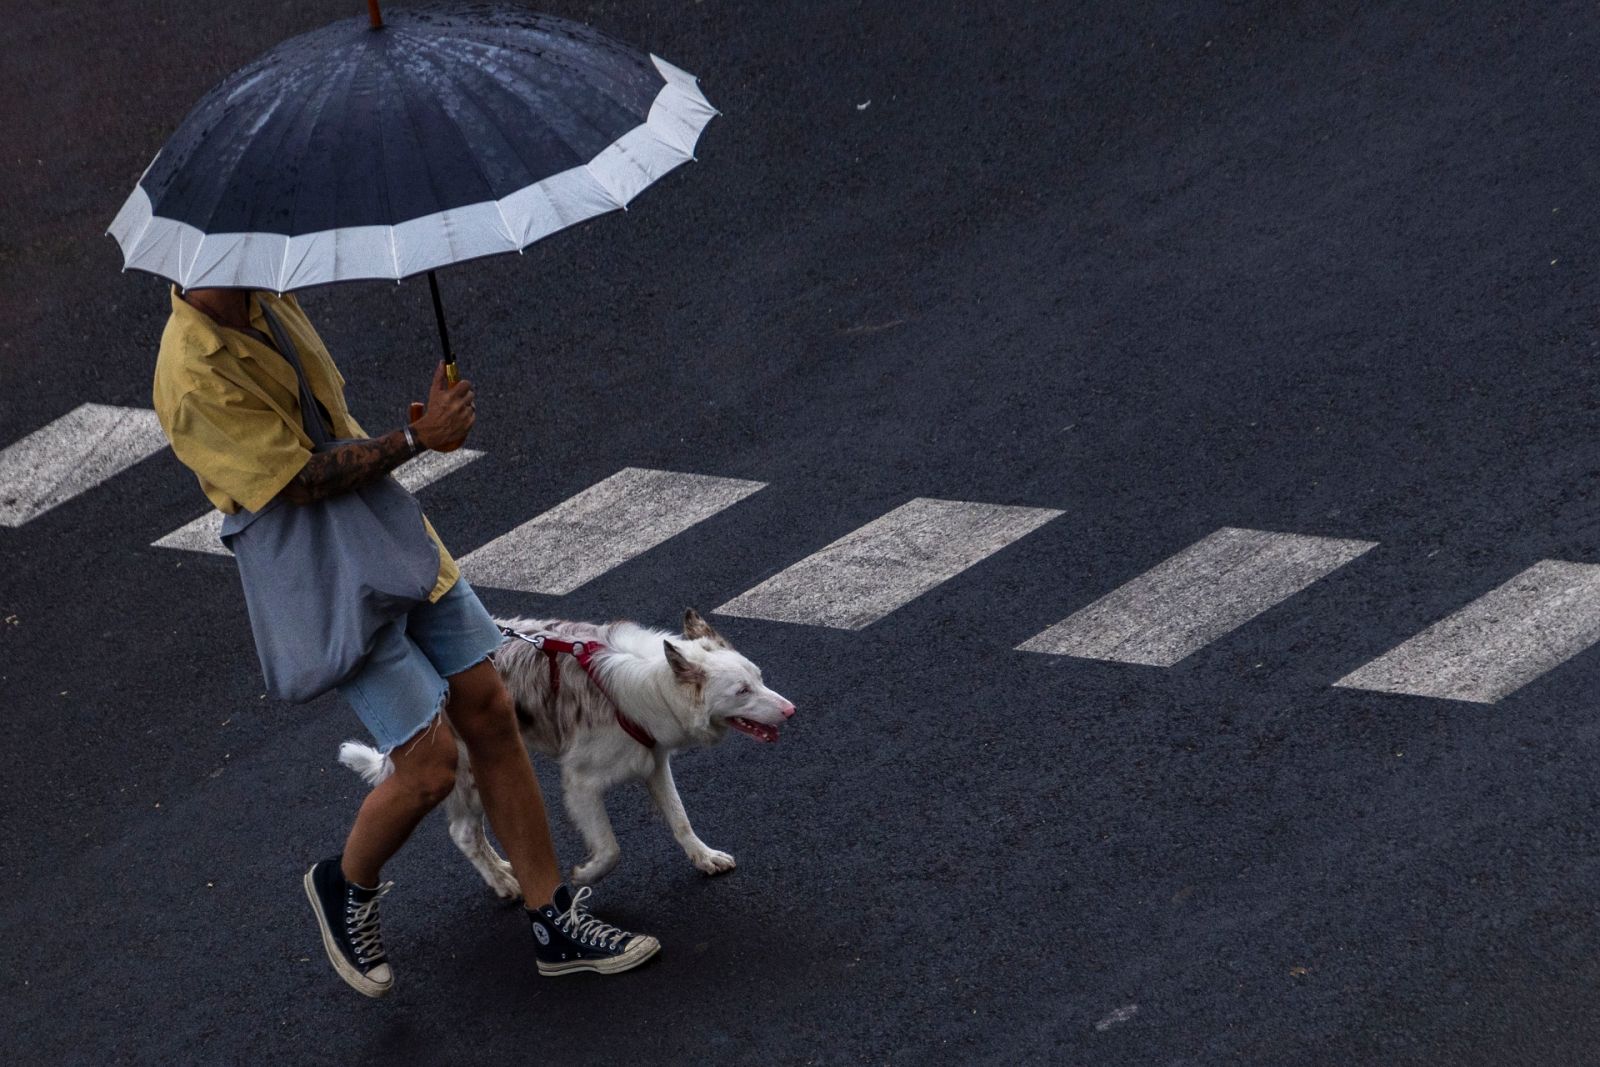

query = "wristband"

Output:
[[404, 425, 424, 456]]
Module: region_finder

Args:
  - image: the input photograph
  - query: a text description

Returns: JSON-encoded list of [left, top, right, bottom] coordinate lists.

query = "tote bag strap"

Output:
[[258, 300, 332, 448]]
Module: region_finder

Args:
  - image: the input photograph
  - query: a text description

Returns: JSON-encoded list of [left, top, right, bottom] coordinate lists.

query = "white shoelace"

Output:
[[346, 881, 393, 964], [557, 885, 628, 950]]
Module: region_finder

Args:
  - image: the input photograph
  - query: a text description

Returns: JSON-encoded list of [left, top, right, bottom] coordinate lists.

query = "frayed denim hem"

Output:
[[376, 681, 450, 756], [441, 648, 498, 680]]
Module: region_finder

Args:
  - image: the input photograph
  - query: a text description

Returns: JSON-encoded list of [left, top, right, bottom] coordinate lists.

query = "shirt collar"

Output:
[[169, 284, 274, 349], [168, 284, 308, 398]]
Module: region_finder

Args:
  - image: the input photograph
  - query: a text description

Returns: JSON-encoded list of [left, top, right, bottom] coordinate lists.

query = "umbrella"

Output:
[[107, 0, 716, 383]]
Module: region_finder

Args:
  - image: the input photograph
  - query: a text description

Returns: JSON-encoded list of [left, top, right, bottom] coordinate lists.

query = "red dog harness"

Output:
[[495, 626, 657, 749]]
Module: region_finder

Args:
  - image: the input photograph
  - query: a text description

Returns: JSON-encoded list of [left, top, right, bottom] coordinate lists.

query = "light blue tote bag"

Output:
[[220, 304, 440, 703]]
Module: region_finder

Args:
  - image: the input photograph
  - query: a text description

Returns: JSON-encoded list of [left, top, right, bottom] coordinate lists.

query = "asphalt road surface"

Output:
[[6, 1, 1600, 1064]]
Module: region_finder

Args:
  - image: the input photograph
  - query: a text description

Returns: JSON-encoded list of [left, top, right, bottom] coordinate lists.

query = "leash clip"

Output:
[[498, 624, 546, 650]]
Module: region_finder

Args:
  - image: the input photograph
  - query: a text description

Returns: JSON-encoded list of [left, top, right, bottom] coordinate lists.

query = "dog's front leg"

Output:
[[444, 754, 521, 899], [647, 755, 735, 876], [562, 767, 622, 886]]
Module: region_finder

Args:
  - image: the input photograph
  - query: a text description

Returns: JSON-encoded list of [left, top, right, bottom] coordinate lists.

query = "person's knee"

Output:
[[395, 725, 458, 806], [406, 759, 457, 808], [451, 685, 518, 748]]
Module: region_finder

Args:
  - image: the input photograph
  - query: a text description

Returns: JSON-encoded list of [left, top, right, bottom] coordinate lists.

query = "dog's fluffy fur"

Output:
[[338, 609, 794, 894]]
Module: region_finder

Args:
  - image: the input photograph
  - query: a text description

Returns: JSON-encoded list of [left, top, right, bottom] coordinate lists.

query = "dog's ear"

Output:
[[663, 639, 708, 689], [683, 608, 731, 649]]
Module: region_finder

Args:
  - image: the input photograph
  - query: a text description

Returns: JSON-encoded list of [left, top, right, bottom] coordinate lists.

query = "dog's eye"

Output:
[[737, 683, 751, 695]]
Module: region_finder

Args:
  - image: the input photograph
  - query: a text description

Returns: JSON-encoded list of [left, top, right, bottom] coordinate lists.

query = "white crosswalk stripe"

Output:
[[153, 509, 228, 557], [1334, 559, 1600, 704], [12, 398, 1598, 710], [152, 447, 486, 556], [460, 467, 766, 594], [715, 497, 1062, 630], [0, 404, 170, 527], [1017, 527, 1377, 666]]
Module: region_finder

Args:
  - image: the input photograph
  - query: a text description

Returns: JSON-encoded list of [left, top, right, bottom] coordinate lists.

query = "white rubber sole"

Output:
[[303, 866, 393, 999], [536, 936, 661, 977]]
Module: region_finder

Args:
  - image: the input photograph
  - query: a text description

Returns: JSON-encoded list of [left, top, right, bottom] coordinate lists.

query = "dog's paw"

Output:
[[571, 853, 619, 887], [487, 860, 521, 900], [691, 848, 736, 876]]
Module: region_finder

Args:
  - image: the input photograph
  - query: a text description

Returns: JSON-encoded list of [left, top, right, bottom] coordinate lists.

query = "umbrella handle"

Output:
[[367, 2, 384, 30], [427, 270, 460, 385]]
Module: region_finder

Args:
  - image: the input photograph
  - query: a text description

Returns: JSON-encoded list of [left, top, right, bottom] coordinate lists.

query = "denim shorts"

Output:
[[336, 577, 506, 753]]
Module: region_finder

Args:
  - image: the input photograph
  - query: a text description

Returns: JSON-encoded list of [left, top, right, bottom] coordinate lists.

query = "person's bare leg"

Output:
[[341, 714, 460, 887], [444, 659, 563, 906]]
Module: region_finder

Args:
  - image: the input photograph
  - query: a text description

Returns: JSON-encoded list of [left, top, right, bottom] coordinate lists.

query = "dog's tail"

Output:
[[338, 741, 395, 786]]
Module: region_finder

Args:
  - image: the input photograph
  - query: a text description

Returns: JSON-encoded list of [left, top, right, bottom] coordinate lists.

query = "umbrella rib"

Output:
[[404, 41, 523, 246], [366, 38, 403, 281], [276, 48, 370, 290], [122, 191, 158, 268], [173, 47, 329, 285], [384, 36, 459, 272], [444, 20, 646, 118], [186, 81, 298, 254], [422, 34, 635, 171], [277, 231, 292, 294], [184, 56, 337, 287]]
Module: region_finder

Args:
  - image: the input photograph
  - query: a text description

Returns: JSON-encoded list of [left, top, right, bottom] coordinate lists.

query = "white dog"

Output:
[[339, 609, 795, 894]]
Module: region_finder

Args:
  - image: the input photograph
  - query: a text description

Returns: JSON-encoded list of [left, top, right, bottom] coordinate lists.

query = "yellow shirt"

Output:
[[152, 285, 459, 602]]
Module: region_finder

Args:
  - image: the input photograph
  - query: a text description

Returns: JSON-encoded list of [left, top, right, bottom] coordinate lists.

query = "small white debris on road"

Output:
[[1095, 1004, 1138, 1031]]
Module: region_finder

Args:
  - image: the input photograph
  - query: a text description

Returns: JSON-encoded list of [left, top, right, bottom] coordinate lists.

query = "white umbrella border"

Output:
[[107, 56, 717, 293]]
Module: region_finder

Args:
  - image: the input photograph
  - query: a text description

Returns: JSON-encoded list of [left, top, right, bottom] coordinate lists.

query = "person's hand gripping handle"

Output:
[[408, 360, 474, 452]]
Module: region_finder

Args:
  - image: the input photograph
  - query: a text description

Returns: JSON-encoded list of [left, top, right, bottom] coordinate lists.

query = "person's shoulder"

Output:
[[262, 290, 323, 345], [155, 361, 274, 437], [159, 288, 226, 362], [266, 289, 312, 325], [270, 290, 347, 385], [156, 319, 228, 393]]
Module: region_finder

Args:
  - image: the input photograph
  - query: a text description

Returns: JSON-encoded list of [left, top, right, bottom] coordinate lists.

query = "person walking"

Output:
[[152, 283, 659, 997]]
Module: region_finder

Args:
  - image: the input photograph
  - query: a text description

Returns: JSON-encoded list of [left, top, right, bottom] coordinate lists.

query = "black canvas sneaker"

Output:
[[528, 884, 661, 976], [303, 856, 395, 998]]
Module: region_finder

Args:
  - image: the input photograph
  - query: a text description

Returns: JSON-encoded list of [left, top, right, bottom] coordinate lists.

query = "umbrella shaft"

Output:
[[367, 1, 383, 30], [427, 270, 458, 385]]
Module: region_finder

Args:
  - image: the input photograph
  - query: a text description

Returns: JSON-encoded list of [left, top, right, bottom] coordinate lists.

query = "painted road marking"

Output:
[[152, 510, 227, 557], [460, 467, 766, 594], [152, 448, 486, 555], [0, 404, 169, 527], [1017, 527, 1377, 666], [715, 497, 1062, 630], [1334, 559, 1600, 704]]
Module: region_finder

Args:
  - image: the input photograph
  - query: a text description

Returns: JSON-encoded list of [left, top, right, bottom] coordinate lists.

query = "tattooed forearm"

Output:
[[277, 430, 412, 505]]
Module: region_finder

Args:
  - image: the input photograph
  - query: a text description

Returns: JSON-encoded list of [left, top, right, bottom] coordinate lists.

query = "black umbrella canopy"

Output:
[[152, 7, 658, 236], [108, 1, 716, 292]]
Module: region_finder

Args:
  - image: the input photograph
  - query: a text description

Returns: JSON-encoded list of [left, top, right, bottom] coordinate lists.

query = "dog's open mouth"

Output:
[[727, 717, 780, 743]]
